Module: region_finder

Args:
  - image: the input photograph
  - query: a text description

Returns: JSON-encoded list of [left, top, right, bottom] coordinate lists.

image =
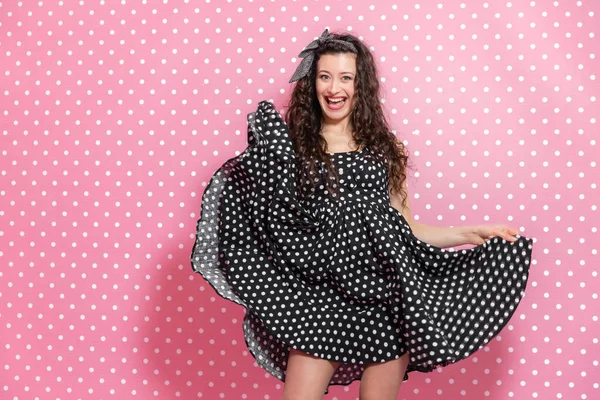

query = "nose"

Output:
[[327, 78, 340, 94]]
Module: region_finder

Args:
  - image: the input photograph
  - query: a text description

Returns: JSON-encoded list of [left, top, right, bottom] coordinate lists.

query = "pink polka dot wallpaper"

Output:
[[1, 0, 598, 399]]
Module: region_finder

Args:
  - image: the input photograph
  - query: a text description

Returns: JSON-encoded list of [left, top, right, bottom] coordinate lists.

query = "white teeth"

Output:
[[328, 98, 344, 103]]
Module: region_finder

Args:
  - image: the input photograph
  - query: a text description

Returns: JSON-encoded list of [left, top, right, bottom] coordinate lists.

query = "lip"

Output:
[[324, 96, 347, 110]]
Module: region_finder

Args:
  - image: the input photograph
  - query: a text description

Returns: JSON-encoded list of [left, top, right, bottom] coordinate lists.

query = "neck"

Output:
[[321, 117, 353, 137]]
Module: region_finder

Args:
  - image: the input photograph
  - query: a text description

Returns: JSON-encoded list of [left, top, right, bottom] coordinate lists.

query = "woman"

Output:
[[191, 29, 533, 400]]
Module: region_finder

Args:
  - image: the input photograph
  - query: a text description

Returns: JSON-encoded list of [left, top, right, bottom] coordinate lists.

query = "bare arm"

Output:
[[390, 180, 519, 248]]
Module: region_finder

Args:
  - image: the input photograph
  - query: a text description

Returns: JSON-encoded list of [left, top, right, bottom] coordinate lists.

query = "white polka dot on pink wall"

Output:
[[0, 0, 598, 399]]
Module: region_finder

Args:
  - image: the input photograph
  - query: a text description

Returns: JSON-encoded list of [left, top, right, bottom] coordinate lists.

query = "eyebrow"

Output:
[[317, 70, 356, 76]]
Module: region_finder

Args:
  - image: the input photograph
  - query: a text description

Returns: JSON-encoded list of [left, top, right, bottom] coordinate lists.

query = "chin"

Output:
[[320, 102, 352, 122]]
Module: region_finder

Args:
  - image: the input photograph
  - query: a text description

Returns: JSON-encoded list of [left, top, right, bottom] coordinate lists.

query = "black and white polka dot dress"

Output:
[[191, 100, 533, 389]]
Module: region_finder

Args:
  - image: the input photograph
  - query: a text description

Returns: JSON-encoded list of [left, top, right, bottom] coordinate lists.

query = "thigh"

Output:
[[359, 352, 409, 400], [281, 348, 341, 400]]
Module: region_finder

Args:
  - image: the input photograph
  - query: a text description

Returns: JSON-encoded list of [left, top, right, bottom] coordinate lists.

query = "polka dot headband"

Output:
[[288, 29, 358, 83]]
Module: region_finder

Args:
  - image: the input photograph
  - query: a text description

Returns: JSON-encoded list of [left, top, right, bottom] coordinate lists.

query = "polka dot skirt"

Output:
[[190, 100, 534, 390]]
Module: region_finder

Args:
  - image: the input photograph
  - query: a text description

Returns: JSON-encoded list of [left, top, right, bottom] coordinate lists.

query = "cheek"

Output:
[[349, 88, 357, 102], [315, 82, 327, 96], [346, 85, 356, 98]]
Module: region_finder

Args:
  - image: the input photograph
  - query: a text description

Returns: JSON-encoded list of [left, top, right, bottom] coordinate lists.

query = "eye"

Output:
[[342, 76, 353, 80], [319, 74, 330, 80]]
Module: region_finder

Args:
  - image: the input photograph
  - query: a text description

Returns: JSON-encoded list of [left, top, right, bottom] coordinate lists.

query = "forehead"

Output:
[[316, 53, 357, 72]]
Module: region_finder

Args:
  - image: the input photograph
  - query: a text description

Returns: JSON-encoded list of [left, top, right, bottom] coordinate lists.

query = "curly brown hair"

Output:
[[285, 31, 410, 205]]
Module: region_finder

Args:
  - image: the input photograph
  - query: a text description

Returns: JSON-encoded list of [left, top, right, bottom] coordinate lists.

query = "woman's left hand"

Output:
[[464, 225, 519, 245]]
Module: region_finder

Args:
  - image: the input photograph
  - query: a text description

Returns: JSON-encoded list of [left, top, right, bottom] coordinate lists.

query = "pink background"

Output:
[[1, 1, 598, 399]]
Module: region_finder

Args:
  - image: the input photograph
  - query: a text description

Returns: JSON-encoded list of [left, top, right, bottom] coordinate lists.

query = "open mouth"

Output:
[[325, 97, 347, 109]]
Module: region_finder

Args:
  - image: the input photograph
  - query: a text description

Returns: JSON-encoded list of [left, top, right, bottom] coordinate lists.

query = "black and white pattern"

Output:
[[191, 100, 533, 389]]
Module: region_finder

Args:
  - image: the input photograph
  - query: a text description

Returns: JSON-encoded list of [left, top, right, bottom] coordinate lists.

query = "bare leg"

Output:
[[281, 348, 341, 400], [359, 353, 409, 400]]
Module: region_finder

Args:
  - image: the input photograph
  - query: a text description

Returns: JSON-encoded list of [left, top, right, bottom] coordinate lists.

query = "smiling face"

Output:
[[315, 53, 357, 127]]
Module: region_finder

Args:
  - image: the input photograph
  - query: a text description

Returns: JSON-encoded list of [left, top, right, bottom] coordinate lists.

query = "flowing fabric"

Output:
[[191, 100, 533, 389]]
